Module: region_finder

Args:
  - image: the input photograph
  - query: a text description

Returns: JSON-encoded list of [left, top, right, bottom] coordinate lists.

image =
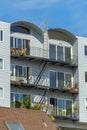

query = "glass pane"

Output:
[[50, 71, 56, 87], [57, 46, 63, 61], [0, 88, 3, 98], [15, 66, 22, 77], [11, 65, 14, 76], [10, 93, 15, 107], [0, 59, 3, 69], [57, 99, 63, 116], [5, 121, 24, 130], [19, 94, 23, 101], [65, 74, 72, 88], [66, 100, 72, 117], [57, 72, 64, 89], [10, 37, 13, 48], [18, 39, 22, 50], [23, 67, 27, 77], [11, 93, 14, 102], [23, 94, 27, 99], [65, 47, 71, 63], [11, 25, 30, 34], [23, 39, 30, 55], [49, 44, 56, 60], [15, 94, 20, 101]]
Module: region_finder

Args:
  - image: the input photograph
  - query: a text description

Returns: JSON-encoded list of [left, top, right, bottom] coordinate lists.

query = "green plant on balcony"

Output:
[[73, 104, 79, 118], [66, 108, 71, 117], [51, 108, 56, 115], [71, 58, 75, 64], [65, 80, 72, 89]]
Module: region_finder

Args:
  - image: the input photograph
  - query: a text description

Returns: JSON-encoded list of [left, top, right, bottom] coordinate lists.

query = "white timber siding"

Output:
[[0, 21, 10, 107], [78, 36, 87, 122]]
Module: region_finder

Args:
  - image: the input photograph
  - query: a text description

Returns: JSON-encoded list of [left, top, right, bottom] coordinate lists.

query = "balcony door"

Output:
[[57, 72, 64, 89], [50, 71, 56, 88], [23, 39, 30, 55], [65, 47, 71, 63], [49, 44, 56, 60], [57, 46, 63, 61]]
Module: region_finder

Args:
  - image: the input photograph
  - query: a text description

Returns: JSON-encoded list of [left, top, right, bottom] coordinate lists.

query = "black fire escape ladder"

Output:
[[39, 89, 48, 104], [34, 61, 48, 86]]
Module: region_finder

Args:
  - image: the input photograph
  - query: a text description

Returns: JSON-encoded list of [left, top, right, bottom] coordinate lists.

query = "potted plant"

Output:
[[73, 104, 79, 118]]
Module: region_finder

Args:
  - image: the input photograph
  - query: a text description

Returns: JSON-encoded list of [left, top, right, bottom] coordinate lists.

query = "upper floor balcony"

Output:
[[11, 46, 78, 67]]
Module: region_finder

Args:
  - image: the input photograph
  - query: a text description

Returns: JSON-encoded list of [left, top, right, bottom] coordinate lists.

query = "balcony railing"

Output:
[[10, 46, 78, 66], [50, 106, 79, 121], [11, 75, 78, 94]]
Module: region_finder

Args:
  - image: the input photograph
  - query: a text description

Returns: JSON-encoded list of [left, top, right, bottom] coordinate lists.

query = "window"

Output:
[[0, 88, 3, 98], [5, 121, 24, 130], [57, 72, 64, 89], [85, 46, 87, 55], [15, 65, 27, 77], [65, 73, 72, 86], [65, 47, 71, 63], [11, 93, 27, 105], [11, 25, 30, 34], [50, 71, 56, 87], [85, 72, 87, 82], [0, 58, 3, 69], [49, 44, 71, 62], [50, 98, 72, 117], [57, 46, 63, 61], [15, 38, 22, 50], [0, 30, 3, 41], [49, 44, 56, 60], [50, 71, 72, 89], [10, 37, 13, 48]]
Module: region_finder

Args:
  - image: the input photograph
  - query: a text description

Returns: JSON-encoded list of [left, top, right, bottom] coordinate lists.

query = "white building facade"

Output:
[[0, 20, 87, 129]]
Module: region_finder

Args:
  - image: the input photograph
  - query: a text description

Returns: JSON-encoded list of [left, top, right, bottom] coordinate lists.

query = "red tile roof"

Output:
[[0, 107, 58, 130]]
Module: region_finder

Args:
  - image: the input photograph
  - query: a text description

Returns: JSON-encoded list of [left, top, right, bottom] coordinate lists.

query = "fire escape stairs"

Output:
[[34, 61, 48, 86], [39, 89, 48, 104], [33, 61, 49, 104]]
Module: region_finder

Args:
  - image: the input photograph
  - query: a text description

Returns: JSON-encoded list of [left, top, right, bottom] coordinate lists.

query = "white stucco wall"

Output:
[[77, 36, 87, 122], [0, 21, 10, 107]]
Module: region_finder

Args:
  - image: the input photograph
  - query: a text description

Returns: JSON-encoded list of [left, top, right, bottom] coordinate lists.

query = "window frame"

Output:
[[49, 44, 72, 62], [5, 121, 24, 130], [50, 97, 73, 117], [49, 70, 72, 88]]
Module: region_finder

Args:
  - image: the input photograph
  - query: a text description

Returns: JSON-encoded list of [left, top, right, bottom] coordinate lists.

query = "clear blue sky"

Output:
[[1, 0, 87, 36]]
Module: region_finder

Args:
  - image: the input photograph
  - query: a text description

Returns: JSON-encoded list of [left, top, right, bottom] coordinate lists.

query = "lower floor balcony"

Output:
[[51, 108, 79, 121]]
